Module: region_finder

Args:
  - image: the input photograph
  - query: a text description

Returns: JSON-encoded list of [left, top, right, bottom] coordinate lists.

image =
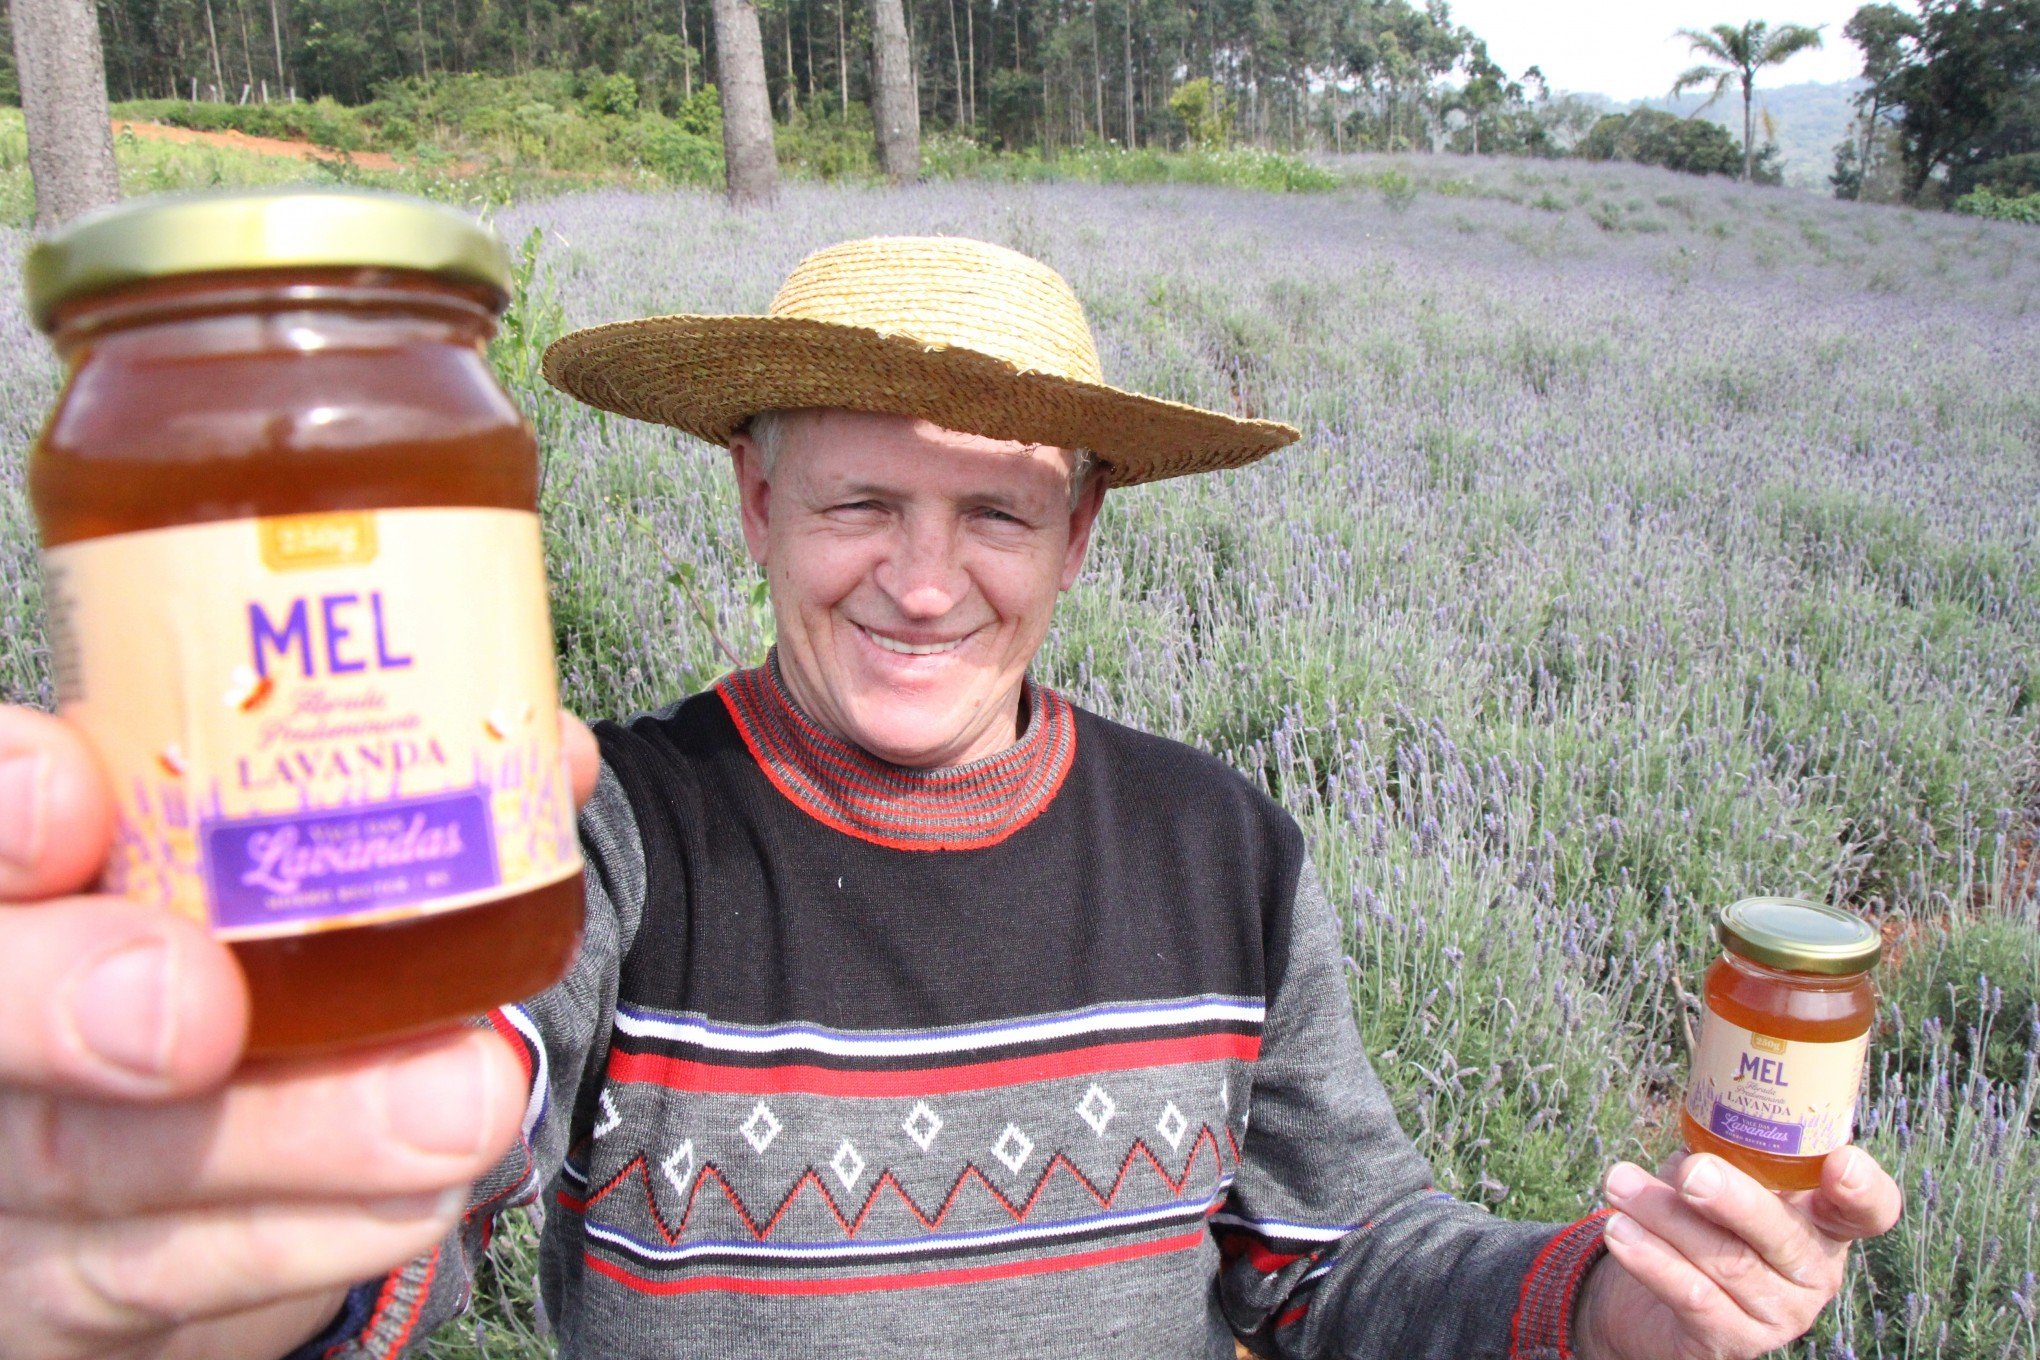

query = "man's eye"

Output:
[[975, 507, 1025, 526], [832, 500, 883, 514]]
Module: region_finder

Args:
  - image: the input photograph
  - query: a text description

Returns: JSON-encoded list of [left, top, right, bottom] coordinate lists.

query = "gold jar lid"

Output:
[[1719, 897, 1882, 976], [24, 188, 512, 331]]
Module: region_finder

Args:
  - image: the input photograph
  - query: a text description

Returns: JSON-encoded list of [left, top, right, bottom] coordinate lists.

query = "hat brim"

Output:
[[540, 315, 1299, 487]]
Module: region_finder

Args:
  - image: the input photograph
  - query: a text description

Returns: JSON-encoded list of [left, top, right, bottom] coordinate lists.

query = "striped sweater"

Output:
[[295, 660, 1608, 1359]]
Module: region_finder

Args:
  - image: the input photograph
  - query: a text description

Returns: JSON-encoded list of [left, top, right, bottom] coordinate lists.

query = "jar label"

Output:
[[1685, 1011, 1869, 1158], [42, 508, 582, 941]]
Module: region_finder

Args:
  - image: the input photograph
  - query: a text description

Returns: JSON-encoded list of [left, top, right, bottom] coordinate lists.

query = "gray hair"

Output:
[[741, 409, 1101, 510]]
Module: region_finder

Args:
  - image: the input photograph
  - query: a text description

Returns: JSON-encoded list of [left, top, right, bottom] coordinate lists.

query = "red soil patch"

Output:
[[111, 119, 476, 173], [114, 118, 404, 169]]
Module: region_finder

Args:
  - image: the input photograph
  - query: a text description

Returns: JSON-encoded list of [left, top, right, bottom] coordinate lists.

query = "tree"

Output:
[[1871, 0, 2040, 202], [1670, 19, 1825, 181], [10, 0, 121, 229], [868, 0, 918, 181], [1446, 38, 1512, 154], [1842, 2, 1920, 193], [1580, 107, 1745, 177], [1167, 75, 1226, 145], [709, 0, 779, 203]]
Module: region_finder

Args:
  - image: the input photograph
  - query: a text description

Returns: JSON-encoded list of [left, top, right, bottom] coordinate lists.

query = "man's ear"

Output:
[[730, 435, 772, 567], [1058, 470, 1108, 591]]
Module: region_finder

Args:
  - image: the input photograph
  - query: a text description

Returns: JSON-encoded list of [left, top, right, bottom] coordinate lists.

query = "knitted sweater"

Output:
[[294, 661, 1608, 1360]]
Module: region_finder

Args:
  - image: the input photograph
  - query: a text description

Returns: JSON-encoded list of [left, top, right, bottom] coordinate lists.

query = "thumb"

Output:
[[561, 709, 599, 810], [0, 705, 115, 902]]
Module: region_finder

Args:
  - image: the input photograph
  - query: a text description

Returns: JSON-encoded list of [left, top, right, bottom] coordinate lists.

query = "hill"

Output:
[[1567, 79, 1865, 192]]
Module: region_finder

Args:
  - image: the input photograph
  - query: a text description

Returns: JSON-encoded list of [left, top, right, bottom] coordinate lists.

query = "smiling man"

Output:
[[0, 236, 1899, 1360]]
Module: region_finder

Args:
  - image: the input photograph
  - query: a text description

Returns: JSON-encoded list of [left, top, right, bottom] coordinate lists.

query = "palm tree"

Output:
[[1671, 19, 1824, 182]]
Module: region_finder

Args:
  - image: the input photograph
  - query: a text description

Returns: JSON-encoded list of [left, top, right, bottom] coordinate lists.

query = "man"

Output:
[[0, 236, 1899, 1360]]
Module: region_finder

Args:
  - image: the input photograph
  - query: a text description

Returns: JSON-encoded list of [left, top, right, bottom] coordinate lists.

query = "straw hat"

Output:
[[540, 235, 1298, 487]]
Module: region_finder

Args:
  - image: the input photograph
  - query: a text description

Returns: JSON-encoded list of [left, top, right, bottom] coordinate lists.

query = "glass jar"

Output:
[[26, 190, 583, 1056], [1680, 897, 1880, 1191]]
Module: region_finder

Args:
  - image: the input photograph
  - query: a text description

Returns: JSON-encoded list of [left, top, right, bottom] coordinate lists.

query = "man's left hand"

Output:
[[1573, 1147, 1903, 1360]]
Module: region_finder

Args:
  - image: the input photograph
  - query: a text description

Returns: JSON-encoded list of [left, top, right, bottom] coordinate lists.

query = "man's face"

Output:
[[730, 410, 1106, 769]]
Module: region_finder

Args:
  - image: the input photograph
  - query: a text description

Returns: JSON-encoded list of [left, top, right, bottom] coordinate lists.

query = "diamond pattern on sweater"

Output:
[[592, 1089, 622, 1139], [902, 1101, 943, 1152], [1156, 1101, 1188, 1151], [1076, 1083, 1117, 1136], [661, 1141, 695, 1197], [992, 1123, 1035, 1174], [741, 1101, 783, 1154], [829, 1139, 866, 1191]]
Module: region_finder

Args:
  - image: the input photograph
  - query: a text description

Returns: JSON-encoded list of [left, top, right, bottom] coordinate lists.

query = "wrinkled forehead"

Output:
[[764, 408, 1085, 489]]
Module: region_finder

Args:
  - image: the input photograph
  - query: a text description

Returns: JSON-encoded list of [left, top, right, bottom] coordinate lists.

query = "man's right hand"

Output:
[[0, 705, 566, 1360]]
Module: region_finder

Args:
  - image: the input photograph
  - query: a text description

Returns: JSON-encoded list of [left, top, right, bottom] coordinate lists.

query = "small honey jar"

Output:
[[25, 190, 584, 1056], [1680, 897, 1881, 1191]]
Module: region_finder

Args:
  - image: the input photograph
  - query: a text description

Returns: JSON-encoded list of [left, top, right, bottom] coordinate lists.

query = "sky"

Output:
[[1445, 2, 1869, 102]]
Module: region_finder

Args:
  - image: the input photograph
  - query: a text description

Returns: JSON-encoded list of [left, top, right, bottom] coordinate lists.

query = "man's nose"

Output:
[[876, 516, 968, 618]]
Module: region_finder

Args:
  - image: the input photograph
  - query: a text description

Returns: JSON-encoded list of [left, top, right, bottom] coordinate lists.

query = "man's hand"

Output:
[[0, 705, 600, 1360], [1573, 1147, 1903, 1360]]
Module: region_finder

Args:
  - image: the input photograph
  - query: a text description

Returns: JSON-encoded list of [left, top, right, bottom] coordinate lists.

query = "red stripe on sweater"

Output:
[[607, 1032, 1260, 1097], [1509, 1209, 1612, 1360], [1244, 1240, 1307, 1273], [484, 1009, 536, 1091], [584, 1225, 1205, 1297]]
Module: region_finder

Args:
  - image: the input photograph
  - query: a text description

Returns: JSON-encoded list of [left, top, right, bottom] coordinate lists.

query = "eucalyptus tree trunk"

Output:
[[868, 0, 919, 182], [268, 0, 288, 86], [203, 0, 226, 95], [1121, 0, 1133, 146], [11, 0, 121, 230], [709, 0, 779, 204]]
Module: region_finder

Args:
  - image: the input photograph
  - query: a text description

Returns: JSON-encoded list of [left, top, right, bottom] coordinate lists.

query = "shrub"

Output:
[[1954, 185, 2040, 224], [1579, 109, 1741, 179], [774, 102, 876, 180], [1167, 77, 1229, 149], [628, 118, 723, 185]]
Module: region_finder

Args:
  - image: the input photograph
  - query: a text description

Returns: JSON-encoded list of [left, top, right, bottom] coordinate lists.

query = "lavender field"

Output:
[[3, 156, 2038, 1358]]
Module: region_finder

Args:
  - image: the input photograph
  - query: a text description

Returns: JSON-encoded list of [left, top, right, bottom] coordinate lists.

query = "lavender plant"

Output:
[[2, 157, 2034, 1358]]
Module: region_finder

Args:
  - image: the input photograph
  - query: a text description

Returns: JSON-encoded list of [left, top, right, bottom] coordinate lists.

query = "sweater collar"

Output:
[[714, 652, 1076, 851]]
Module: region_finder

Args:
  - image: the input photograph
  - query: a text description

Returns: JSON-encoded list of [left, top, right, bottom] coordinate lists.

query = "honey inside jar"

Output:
[[1679, 897, 1880, 1191], [26, 191, 584, 1056]]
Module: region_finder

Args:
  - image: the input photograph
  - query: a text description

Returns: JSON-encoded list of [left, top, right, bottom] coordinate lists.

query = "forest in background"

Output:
[[1, 0, 2035, 215], [17, 0, 1601, 159]]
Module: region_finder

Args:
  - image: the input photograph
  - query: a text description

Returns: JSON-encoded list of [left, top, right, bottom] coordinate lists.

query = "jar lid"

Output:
[[1719, 897, 1882, 975], [23, 188, 512, 331]]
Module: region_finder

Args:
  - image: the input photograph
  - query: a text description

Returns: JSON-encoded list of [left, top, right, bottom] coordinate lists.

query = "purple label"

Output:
[[202, 789, 499, 932], [1708, 1102, 1804, 1155]]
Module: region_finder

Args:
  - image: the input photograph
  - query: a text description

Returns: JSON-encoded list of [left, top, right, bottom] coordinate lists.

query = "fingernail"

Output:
[[366, 1185, 470, 1221], [0, 753, 47, 870], [1682, 1157, 1724, 1200], [1603, 1211, 1640, 1244], [384, 1035, 494, 1158], [1606, 1162, 1647, 1201], [67, 937, 173, 1076], [1839, 1148, 1869, 1191]]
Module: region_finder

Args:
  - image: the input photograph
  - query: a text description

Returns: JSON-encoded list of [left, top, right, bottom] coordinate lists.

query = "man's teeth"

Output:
[[866, 629, 964, 656]]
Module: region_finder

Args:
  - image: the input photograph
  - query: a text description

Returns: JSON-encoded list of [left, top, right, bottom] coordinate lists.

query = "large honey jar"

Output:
[[25, 190, 584, 1055], [1680, 897, 1880, 1191]]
